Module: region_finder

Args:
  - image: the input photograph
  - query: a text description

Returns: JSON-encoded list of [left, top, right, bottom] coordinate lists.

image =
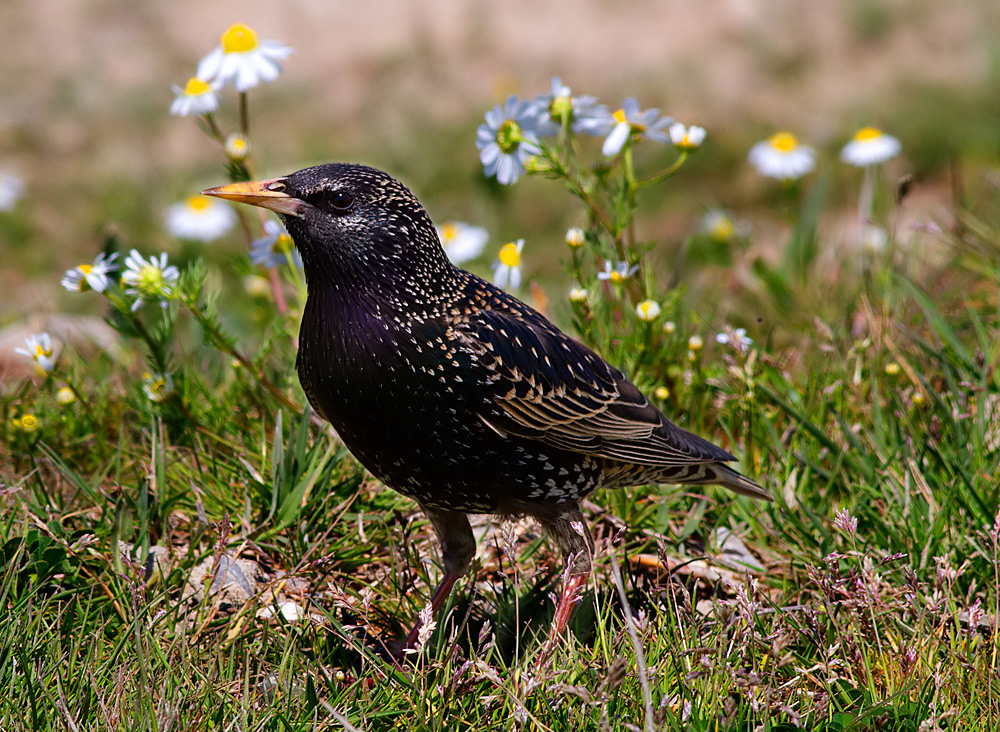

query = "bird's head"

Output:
[[203, 163, 453, 291]]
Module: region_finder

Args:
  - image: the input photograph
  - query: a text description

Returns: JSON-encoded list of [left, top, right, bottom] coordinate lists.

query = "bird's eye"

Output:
[[327, 190, 354, 211]]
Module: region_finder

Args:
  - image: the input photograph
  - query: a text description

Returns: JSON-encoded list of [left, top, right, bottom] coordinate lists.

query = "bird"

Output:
[[203, 163, 771, 655]]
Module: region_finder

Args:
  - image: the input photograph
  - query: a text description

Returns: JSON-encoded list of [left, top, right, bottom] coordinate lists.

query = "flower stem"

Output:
[[239, 92, 250, 139], [187, 301, 300, 414]]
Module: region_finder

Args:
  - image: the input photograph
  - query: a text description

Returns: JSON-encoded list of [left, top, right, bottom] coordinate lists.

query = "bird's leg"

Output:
[[533, 503, 594, 663], [401, 506, 475, 652]]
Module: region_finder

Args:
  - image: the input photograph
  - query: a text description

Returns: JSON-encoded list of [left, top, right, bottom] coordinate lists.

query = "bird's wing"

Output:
[[450, 308, 736, 466]]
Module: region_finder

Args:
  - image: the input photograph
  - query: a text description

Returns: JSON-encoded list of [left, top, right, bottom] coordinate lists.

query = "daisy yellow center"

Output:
[[711, 217, 735, 240], [498, 242, 521, 267], [272, 234, 293, 253], [637, 301, 656, 317], [184, 77, 211, 96], [222, 24, 259, 54], [34, 344, 52, 358], [187, 195, 211, 212], [854, 127, 882, 142], [79, 264, 93, 275], [549, 95, 573, 119], [20, 414, 38, 432], [136, 265, 166, 293], [609, 271, 626, 282], [440, 223, 458, 242], [769, 132, 799, 152], [613, 109, 627, 124], [150, 379, 167, 394], [495, 120, 523, 154]]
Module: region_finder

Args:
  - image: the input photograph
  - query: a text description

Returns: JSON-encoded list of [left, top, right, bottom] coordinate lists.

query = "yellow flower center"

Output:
[[222, 24, 259, 54], [854, 127, 882, 142], [150, 379, 166, 394], [612, 109, 627, 124], [34, 344, 52, 358], [79, 264, 93, 275], [184, 77, 211, 96], [272, 234, 293, 253], [498, 242, 521, 267], [769, 132, 799, 152], [20, 414, 38, 432], [550, 95, 573, 119], [187, 195, 211, 212], [710, 217, 735, 241], [136, 265, 166, 294], [440, 223, 458, 242], [495, 120, 523, 154], [609, 271, 626, 283]]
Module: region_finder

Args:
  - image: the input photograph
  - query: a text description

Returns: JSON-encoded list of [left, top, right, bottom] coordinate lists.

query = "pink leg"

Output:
[[400, 570, 462, 650], [536, 571, 588, 666]]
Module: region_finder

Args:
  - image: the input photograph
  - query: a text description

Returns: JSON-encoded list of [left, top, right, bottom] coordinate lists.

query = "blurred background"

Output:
[[2, 0, 999, 326]]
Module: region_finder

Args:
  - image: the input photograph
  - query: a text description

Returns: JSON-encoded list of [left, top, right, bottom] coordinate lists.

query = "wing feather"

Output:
[[454, 309, 735, 467]]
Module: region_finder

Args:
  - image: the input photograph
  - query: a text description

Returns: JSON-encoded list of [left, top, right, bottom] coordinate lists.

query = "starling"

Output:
[[204, 164, 770, 653]]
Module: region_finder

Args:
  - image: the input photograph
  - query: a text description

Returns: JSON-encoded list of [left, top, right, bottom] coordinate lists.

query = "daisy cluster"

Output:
[[747, 127, 902, 181], [165, 24, 295, 245], [170, 24, 293, 118], [476, 78, 706, 185], [56, 248, 180, 313]]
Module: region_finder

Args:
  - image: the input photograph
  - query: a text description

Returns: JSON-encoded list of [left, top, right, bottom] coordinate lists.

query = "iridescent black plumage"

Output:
[[204, 163, 770, 651]]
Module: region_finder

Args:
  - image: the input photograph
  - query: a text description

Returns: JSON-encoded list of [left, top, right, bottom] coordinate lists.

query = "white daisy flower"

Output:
[[435, 221, 488, 264], [0, 172, 25, 211], [476, 96, 543, 185], [250, 220, 301, 268], [169, 77, 220, 117], [492, 239, 525, 289], [840, 127, 901, 167], [716, 327, 752, 349], [596, 260, 638, 283], [224, 133, 250, 162], [165, 196, 236, 242], [61, 252, 119, 293], [859, 224, 888, 253], [669, 123, 706, 150], [635, 299, 661, 321], [654, 386, 670, 400], [534, 77, 609, 136], [121, 250, 180, 312], [56, 387, 76, 405], [142, 371, 175, 403], [748, 132, 815, 180], [598, 98, 673, 157], [568, 287, 589, 303], [15, 332, 60, 373], [699, 210, 748, 243], [197, 24, 293, 93], [565, 227, 586, 249], [688, 335, 704, 351]]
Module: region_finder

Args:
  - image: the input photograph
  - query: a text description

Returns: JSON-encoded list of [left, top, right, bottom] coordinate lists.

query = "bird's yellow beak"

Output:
[[201, 178, 307, 218]]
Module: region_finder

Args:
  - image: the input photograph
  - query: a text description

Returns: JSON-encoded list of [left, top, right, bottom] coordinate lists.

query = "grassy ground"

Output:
[[2, 162, 999, 731], [3, 12, 1000, 720]]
